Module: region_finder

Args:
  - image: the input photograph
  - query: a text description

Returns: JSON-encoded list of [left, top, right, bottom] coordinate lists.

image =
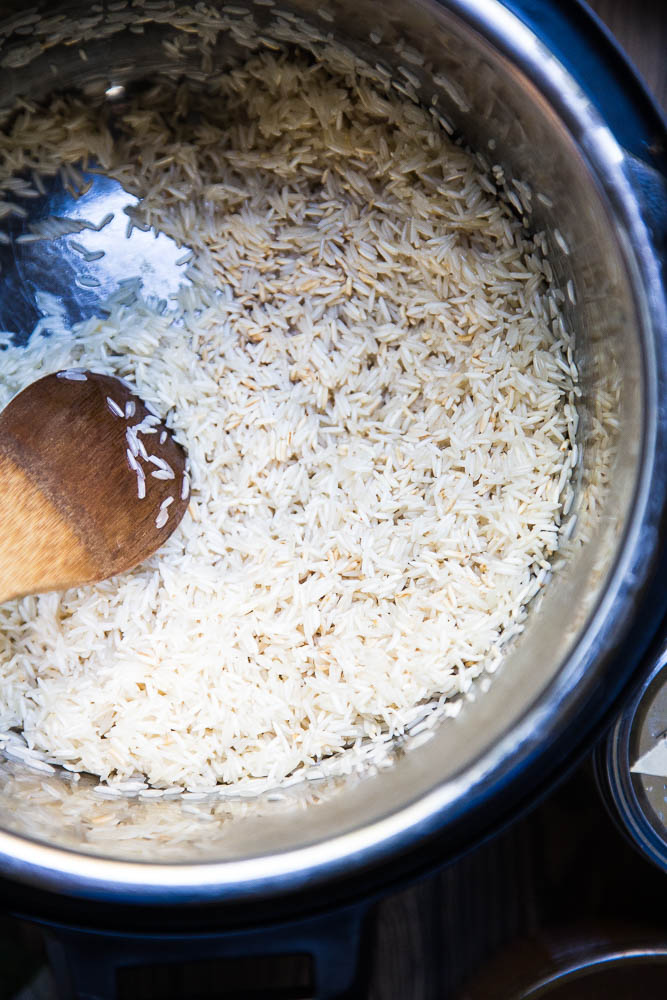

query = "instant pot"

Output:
[[0, 1, 664, 997]]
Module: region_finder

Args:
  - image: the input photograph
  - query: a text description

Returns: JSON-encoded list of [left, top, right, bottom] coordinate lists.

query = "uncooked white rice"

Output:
[[126, 428, 139, 456], [106, 396, 124, 417], [554, 228, 570, 255], [0, 48, 578, 793], [134, 434, 149, 460]]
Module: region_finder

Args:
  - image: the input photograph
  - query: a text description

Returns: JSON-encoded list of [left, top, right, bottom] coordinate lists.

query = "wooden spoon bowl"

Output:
[[0, 370, 189, 602]]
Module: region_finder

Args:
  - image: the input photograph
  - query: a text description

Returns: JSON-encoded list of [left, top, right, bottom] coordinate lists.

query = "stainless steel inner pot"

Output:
[[0, 0, 664, 905]]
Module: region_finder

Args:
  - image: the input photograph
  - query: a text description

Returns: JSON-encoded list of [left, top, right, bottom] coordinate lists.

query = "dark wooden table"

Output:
[[590, 0, 666, 109]]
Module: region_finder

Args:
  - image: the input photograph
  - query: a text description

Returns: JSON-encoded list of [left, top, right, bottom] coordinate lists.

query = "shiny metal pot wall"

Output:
[[0, 0, 664, 905]]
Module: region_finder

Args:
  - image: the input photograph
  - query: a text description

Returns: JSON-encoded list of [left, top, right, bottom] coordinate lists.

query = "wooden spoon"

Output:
[[0, 370, 189, 602]]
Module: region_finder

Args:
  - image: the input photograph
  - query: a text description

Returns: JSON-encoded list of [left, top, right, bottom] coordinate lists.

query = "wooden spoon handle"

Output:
[[0, 453, 94, 603]]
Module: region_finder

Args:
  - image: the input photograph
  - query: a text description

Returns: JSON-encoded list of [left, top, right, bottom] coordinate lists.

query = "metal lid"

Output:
[[596, 640, 667, 871]]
